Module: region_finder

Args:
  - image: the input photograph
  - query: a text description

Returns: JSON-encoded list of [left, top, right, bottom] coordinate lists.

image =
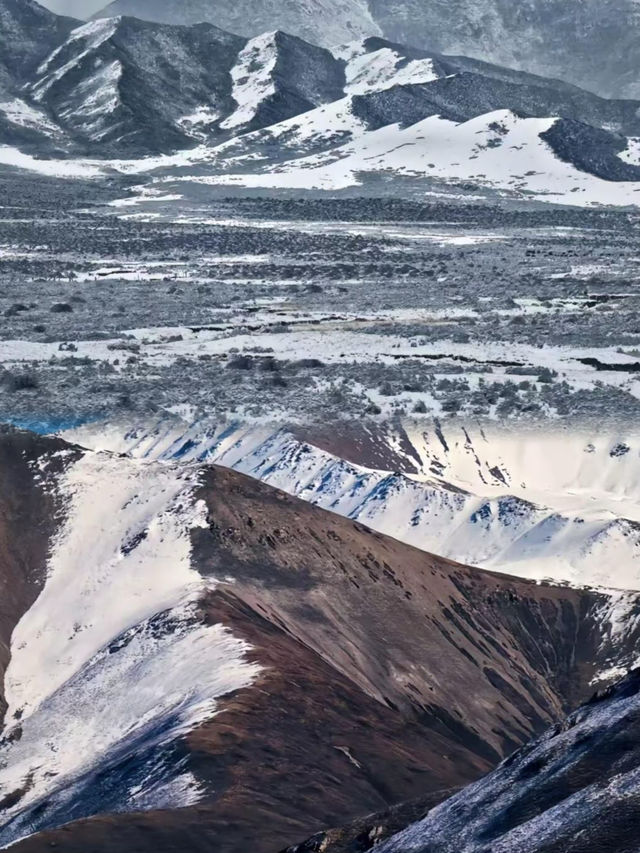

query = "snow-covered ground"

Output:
[[174, 111, 640, 206], [2, 107, 640, 207]]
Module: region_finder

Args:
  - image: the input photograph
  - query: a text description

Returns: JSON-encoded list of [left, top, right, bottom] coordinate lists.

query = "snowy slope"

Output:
[[376, 669, 640, 853], [66, 417, 640, 592], [337, 38, 444, 95], [0, 446, 260, 846], [172, 110, 640, 207], [220, 31, 345, 133], [4, 0, 640, 204]]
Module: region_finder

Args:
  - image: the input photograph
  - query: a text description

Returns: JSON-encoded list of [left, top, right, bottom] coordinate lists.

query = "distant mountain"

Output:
[[21, 15, 343, 153], [3, 427, 640, 852], [92, 0, 382, 47], [91, 0, 640, 99], [3, 0, 640, 203], [369, 0, 640, 99]]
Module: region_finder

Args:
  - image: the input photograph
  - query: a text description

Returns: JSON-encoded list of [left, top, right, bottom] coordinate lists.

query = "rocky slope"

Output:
[[92, 0, 640, 99], [27, 16, 246, 152], [285, 670, 640, 853], [92, 0, 381, 47], [2, 427, 640, 851], [372, 668, 640, 853]]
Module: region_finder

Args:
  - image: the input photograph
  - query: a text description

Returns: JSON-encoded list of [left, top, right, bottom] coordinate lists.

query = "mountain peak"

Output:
[[92, 0, 381, 46]]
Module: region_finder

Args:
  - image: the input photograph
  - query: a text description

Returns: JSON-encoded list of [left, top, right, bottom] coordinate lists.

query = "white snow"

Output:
[[0, 99, 60, 134], [176, 110, 640, 207], [0, 145, 105, 178], [0, 449, 261, 837], [221, 32, 279, 130], [33, 18, 120, 101], [619, 137, 640, 165], [341, 44, 442, 95], [67, 419, 640, 592]]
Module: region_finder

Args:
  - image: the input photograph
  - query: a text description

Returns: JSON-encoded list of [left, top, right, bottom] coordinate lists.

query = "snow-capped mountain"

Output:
[[67, 417, 640, 593], [27, 16, 244, 152], [3, 426, 640, 851], [218, 31, 344, 133], [91, 0, 640, 100], [3, 0, 640, 204], [6, 7, 344, 153]]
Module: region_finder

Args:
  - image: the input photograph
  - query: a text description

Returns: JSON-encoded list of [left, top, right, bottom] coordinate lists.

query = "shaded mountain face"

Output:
[[370, 669, 640, 853], [28, 16, 245, 152], [1, 427, 640, 852], [0, 0, 75, 90], [17, 12, 343, 153], [92, 0, 640, 99], [369, 0, 640, 99]]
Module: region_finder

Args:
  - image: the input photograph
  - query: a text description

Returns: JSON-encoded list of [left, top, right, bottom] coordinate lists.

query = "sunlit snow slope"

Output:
[[0, 444, 260, 847], [67, 417, 640, 591]]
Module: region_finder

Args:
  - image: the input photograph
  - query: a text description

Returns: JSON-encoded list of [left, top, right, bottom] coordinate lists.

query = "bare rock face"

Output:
[[1, 430, 640, 853]]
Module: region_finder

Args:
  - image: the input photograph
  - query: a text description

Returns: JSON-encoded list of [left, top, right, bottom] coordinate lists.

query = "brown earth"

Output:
[[2, 438, 639, 853]]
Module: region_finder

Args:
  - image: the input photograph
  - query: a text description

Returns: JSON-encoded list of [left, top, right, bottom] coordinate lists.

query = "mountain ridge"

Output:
[[90, 0, 640, 100], [2, 427, 640, 851]]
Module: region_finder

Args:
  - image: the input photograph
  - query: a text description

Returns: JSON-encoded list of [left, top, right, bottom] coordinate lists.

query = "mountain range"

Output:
[[2, 425, 640, 852], [90, 0, 640, 100], [2, 0, 640, 205]]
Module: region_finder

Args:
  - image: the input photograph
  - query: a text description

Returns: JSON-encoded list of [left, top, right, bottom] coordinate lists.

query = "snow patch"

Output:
[[0, 450, 260, 840], [343, 46, 441, 95], [221, 32, 279, 130]]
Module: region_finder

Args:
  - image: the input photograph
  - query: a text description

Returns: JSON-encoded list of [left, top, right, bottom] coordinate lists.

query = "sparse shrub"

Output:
[[3, 370, 39, 392], [227, 355, 253, 370]]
